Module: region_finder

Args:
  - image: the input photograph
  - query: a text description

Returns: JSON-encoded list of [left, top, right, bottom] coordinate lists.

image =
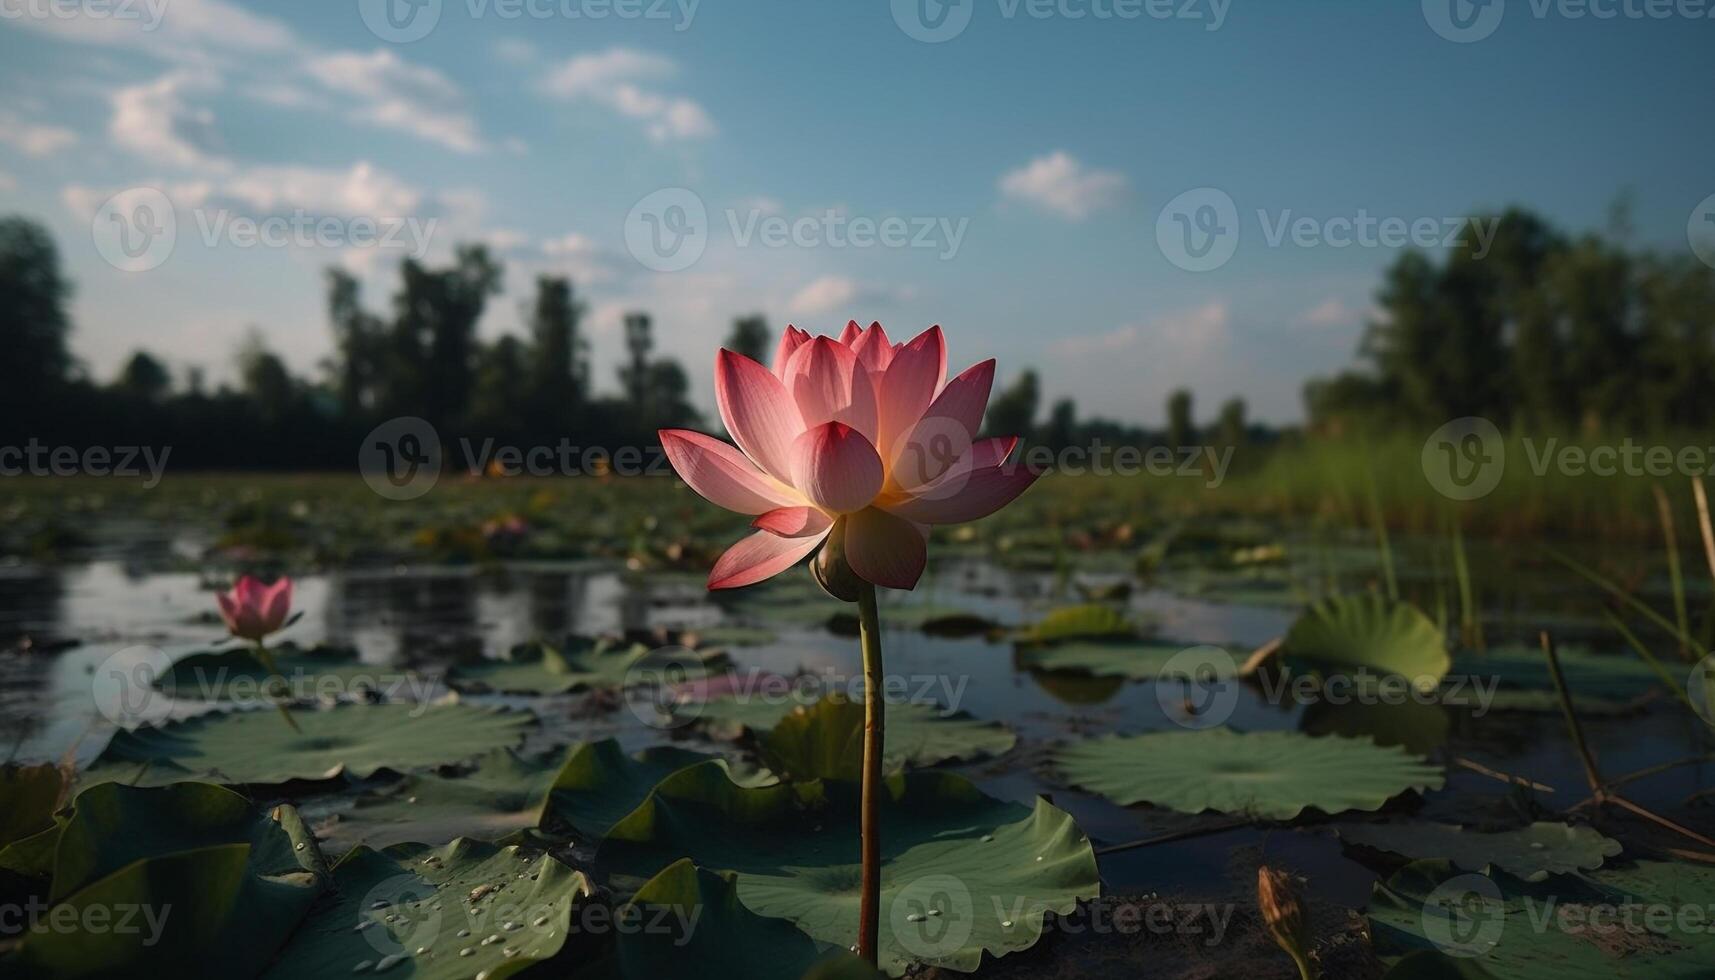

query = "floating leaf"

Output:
[[598, 763, 1100, 976], [1282, 594, 1450, 688], [262, 838, 595, 980], [1339, 821, 1622, 881], [85, 703, 533, 786], [1, 782, 322, 978], [603, 859, 826, 979], [0, 763, 63, 849], [759, 694, 1016, 780], [1052, 729, 1444, 819], [154, 643, 429, 701], [688, 695, 1015, 772], [330, 748, 570, 850], [1015, 638, 1236, 680], [446, 638, 727, 695], [547, 739, 760, 841], [1369, 859, 1715, 978], [1017, 604, 1136, 644]]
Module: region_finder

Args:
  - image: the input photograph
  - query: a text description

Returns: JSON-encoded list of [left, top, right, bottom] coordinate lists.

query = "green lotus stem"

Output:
[[856, 580, 884, 966], [252, 640, 301, 733]]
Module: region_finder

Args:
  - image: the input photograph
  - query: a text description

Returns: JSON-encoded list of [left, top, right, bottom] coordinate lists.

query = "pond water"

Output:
[[5, 534, 1712, 920]]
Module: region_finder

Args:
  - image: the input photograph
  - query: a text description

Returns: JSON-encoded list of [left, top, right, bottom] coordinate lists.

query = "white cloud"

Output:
[[493, 38, 539, 65], [998, 151, 1126, 221], [305, 49, 484, 154], [8, 0, 294, 59], [539, 48, 715, 143], [109, 70, 230, 170], [1294, 297, 1371, 329], [787, 276, 914, 317], [1051, 301, 1230, 358], [0, 172, 16, 192], [0, 113, 78, 157]]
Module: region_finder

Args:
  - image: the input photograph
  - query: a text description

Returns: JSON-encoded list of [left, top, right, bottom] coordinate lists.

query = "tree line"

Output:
[[4, 203, 1711, 471]]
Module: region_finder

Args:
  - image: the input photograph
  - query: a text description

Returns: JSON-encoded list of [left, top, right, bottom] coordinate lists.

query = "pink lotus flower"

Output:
[[660, 322, 1040, 591], [216, 575, 293, 642]]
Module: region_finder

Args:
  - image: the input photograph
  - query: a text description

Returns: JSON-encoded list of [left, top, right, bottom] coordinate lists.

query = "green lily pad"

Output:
[[598, 763, 1100, 976], [0, 763, 63, 849], [1282, 594, 1450, 688], [263, 838, 595, 980], [1052, 729, 1444, 819], [85, 703, 534, 786], [1369, 859, 1715, 978], [547, 739, 764, 841], [446, 639, 728, 695], [1339, 821, 1622, 881], [759, 695, 1017, 780], [1014, 638, 1236, 680], [603, 859, 826, 979], [687, 695, 1016, 773], [1, 782, 323, 978], [334, 740, 738, 849], [155, 643, 429, 701], [332, 748, 568, 850], [1017, 604, 1137, 643]]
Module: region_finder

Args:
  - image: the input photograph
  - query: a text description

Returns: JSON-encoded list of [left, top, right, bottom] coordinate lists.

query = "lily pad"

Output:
[[1281, 594, 1450, 688], [85, 703, 534, 786], [598, 763, 1100, 976], [332, 748, 569, 850], [548, 739, 760, 841], [1369, 859, 1715, 978], [263, 838, 595, 980], [0, 782, 323, 977], [0, 763, 63, 849], [759, 695, 1017, 780], [1051, 729, 1444, 819], [687, 695, 1016, 772], [1014, 638, 1237, 681], [1017, 604, 1136, 643], [1339, 821, 1622, 881], [446, 638, 728, 695], [154, 643, 430, 702], [603, 859, 826, 979]]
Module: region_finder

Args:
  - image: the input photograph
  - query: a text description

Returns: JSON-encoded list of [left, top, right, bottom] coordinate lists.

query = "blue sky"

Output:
[[1, 0, 1710, 423]]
